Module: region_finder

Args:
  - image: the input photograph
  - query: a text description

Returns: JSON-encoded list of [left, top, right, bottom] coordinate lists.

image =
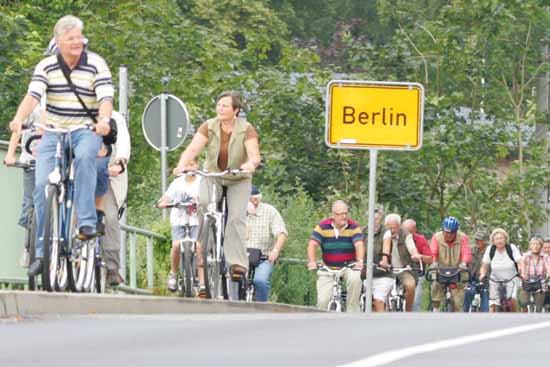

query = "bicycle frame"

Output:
[[317, 263, 357, 312], [426, 267, 470, 312], [179, 168, 250, 300], [489, 275, 518, 312]]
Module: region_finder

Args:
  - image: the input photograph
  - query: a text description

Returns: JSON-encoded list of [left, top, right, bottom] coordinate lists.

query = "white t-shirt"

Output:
[[482, 244, 522, 282], [383, 230, 417, 268], [164, 175, 202, 227]]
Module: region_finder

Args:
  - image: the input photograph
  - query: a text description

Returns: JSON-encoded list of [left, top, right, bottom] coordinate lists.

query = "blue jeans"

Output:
[[463, 284, 489, 312], [253, 260, 274, 302], [18, 168, 35, 228], [34, 129, 102, 258], [95, 156, 110, 198]]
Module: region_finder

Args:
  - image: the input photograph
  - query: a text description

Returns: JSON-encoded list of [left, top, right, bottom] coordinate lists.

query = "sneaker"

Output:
[[19, 249, 30, 268], [167, 272, 177, 292], [106, 270, 123, 286]]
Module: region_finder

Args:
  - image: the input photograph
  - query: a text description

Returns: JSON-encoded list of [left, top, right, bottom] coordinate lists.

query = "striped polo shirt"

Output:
[[27, 51, 114, 128], [310, 218, 363, 268]]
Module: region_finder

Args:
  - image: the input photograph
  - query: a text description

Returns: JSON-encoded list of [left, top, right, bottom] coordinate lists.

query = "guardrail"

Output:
[[120, 224, 166, 292]]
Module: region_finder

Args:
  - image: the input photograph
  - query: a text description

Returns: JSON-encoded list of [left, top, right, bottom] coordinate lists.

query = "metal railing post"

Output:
[[146, 237, 154, 289], [129, 232, 137, 289]]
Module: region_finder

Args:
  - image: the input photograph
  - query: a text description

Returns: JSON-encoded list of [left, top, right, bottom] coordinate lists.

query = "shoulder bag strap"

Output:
[[56, 53, 97, 123]]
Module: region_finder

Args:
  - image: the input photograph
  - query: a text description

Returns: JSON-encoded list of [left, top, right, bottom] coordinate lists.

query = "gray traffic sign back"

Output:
[[142, 94, 190, 151]]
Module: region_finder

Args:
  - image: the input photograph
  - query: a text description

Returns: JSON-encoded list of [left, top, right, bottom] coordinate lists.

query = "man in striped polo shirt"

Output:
[[307, 200, 365, 312], [9, 15, 113, 276]]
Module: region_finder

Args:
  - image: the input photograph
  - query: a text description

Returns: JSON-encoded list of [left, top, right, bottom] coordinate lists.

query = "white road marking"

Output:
[[340, 321, 550, 367]]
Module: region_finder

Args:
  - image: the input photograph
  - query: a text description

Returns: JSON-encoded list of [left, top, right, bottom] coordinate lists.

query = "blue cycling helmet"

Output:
[[442, 216, 459, 232]]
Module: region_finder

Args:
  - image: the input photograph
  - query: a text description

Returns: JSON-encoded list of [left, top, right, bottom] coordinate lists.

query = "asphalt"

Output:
[[1, 311, 550, 367]]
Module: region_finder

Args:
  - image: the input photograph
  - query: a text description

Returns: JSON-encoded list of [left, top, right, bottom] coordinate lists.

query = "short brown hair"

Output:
[[217, 90, 243, 115]]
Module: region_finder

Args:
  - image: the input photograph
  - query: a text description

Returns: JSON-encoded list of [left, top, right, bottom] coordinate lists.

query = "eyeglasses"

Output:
[[333, 212, 348, 216]]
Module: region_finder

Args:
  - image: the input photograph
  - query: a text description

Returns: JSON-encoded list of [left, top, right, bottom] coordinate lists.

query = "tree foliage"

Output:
[[1, 0, 549, 298]]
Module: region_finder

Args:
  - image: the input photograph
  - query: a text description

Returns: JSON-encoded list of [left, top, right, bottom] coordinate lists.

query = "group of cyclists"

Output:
[[309, 201, 550, 312], [5, 15, 550, 313]]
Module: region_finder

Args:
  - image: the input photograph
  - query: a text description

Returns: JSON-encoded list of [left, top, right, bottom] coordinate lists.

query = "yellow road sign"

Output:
[[325, 80, 424, 150]]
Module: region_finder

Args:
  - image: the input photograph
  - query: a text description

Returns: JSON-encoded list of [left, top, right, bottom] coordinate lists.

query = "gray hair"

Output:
[[54, 15, 83, 39], [331, 200, 348, 213], [385, 213, 401, 226]]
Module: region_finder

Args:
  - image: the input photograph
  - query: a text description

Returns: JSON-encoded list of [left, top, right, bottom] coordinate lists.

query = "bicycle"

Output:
[[158, 196, 201, 297], [426, 267, 470, 312], [242, 248, 268, 302], [521, 276, 544, 313], [316, 262, 359, 312], [34, 123, 106, 293], [464, 279, 488, 312], [5, 159, 38, 290], [488, 275, 518, 312], [386, 262, 424, 312], [182, 168, 250, 300]]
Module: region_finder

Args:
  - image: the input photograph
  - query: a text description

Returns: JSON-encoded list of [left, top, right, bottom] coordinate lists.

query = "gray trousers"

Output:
[[101, 185, 120, 271], [199, 177, 250, 271]]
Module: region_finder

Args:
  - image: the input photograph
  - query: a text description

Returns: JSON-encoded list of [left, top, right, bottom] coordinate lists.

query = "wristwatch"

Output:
[[114, 159, 126, 174]]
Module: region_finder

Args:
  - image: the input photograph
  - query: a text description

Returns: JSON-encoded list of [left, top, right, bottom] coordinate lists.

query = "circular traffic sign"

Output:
[[142, 94, 190, 151]]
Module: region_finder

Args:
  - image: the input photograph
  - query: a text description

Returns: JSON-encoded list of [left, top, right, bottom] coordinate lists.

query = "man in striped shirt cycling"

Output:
[[307, 200, 365, 312], [9, 15, 113, 276]]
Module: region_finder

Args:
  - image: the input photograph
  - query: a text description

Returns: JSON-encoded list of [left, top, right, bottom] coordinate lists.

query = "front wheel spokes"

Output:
[[82, 240, 96, 292], [201, 218, 221, 299], [42, 185, 59, 292]]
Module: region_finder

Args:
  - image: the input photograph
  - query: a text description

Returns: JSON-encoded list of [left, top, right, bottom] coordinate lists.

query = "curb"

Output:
[[0, 290, 322, 317]]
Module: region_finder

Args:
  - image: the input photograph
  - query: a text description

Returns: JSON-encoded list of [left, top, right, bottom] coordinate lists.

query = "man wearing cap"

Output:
[[463, 229, 490, 311], [246, 185, 288, 302]]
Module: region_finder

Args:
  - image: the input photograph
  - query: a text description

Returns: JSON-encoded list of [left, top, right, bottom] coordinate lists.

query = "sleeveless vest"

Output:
[[435, 231, 464, 267], [204, 117, 250, 182]]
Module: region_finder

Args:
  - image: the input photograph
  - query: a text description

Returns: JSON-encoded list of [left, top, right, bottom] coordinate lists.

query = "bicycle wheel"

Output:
[[27, 208, 37, 290], [67, 217, 83, 292], [446, 296, 454, 312], [42, 185, 59, 292], [81, 240, 96, 292], [182, 240, 193, 297], [201, 217, 221, 299], [93, 251, 106, 294]]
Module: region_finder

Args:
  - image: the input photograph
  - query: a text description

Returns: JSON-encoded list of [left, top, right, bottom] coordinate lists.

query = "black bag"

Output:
[[437, 267, 461, 285], [522, 277, 542, 293], [247, 248, 262, 268], [57, 53, 117, 145]]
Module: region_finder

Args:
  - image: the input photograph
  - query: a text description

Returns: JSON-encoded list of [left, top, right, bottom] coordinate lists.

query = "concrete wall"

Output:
[[0, 140, 27, 283]]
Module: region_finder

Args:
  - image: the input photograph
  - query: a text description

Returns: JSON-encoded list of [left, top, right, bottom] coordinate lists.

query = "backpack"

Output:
[[489, 244, 518, 272]]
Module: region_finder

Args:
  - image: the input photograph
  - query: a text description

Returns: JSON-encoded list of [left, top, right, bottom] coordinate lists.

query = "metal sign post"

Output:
[[160, 92, 167, 219], [142, 88, 190, 220], [118, 65, 129, 281], [325, 80, 424, 313], [365, 149, 377, 313]]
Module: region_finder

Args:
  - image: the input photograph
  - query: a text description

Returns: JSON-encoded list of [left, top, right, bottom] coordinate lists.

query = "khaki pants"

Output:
[[317, 268, 362, 312], [101, 185, 120, 272], [199, 177, 250, 271], [431, 282, 465, 312]]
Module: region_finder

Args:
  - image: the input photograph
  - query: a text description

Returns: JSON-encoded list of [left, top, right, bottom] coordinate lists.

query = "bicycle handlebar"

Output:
[[488, 274, 519, 285], [315, 262, 360, 273], [33, 122, 94, 134], [178, 168, 251, 177], [3, 160, 36, 169]]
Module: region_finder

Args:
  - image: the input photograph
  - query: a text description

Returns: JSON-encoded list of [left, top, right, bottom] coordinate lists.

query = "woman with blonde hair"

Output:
[[479, 228, 522, 312]]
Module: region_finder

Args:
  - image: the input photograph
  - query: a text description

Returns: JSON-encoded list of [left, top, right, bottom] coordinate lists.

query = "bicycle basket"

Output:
[[522, 277, 542, 293], [247, 248, 262, 267], [436, 267, 460, 285]]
